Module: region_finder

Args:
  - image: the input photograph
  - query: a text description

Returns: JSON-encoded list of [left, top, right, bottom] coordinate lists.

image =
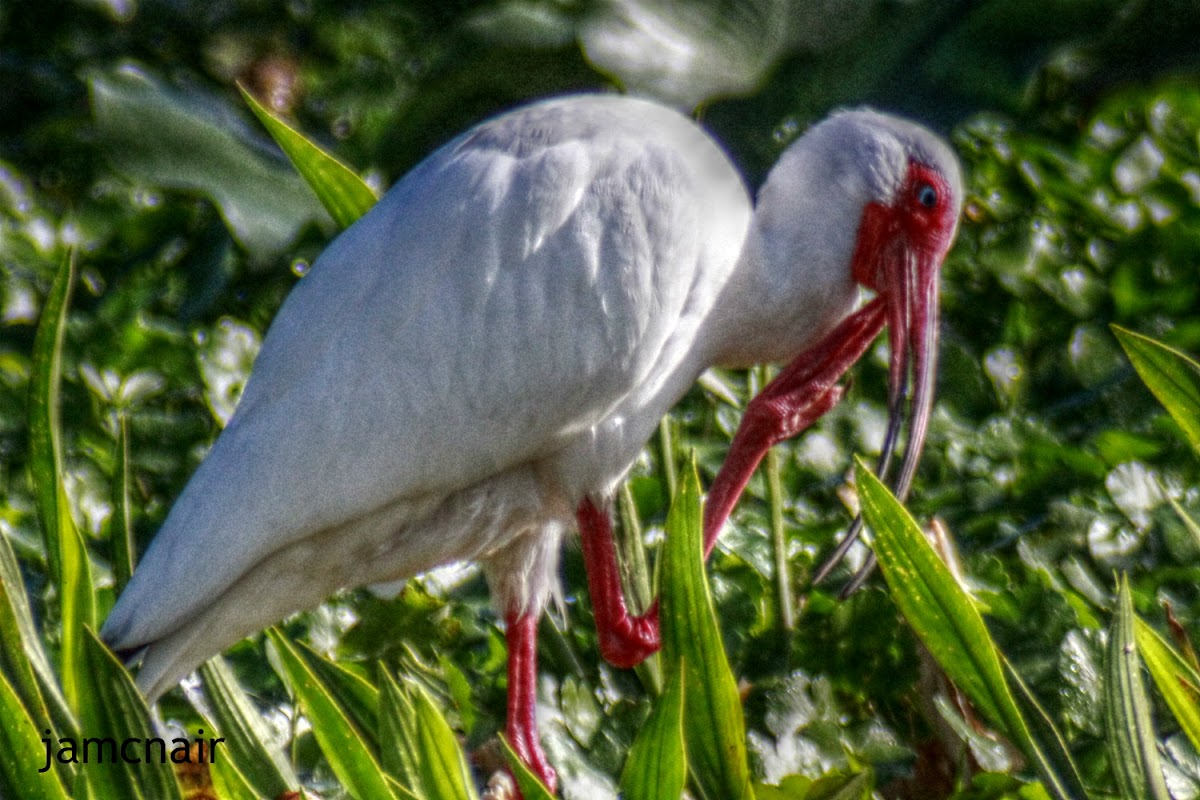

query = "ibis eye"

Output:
[[916, 183, 938, 208]]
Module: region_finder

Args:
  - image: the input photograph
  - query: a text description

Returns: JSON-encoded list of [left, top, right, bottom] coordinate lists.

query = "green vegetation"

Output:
[[4, 1, 1200, 798]]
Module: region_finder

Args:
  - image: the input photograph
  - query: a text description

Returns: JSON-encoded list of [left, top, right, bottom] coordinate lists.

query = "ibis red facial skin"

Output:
[[101, 94, 963, 797]]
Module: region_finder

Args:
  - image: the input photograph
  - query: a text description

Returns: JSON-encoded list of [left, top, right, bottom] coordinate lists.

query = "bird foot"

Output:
[[596, 599, 659, 668]]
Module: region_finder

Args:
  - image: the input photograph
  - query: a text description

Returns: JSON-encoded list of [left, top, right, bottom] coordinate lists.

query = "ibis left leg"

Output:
[[577, 300, 886, 675], [504, 611, 556, 795], [703, 298, 888, 553], [485, 523, 563, 796]]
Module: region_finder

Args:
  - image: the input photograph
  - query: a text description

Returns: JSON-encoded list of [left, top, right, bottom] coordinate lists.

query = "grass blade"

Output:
[[855, 459, 1018, 735], [764, 445, 795, 632], [239, 84, 378, 230], [378, 670, 478, 800], [1002, 657, 1090, 799], [266, 629, 397, 800], [1135, 617, 1200, 753], [0, 667, 71, 800], [661, 456, 753, 800], [28, 252, 96, 717], [1112, 325, 1200, 455], [109, 414, 135, 595], [78, 627, 182, 799], [619, 663, 686, 800], [0, 519, 75, 754], [206, 746, 265, 800], [28, 253, 74, 585], [499, 735, 556, 800], [198, 656, 298, 798], [293, 639, 380, 750], [1106, 577, 1170, 800]]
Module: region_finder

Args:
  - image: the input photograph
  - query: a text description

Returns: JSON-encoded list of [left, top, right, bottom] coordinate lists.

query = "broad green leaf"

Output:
[[240, 84, 379, 230], [378, 670, 477, 800], [619, 664, 686, 800], [499, 735, 557, 800], [76, 627, 182, 800], [1112, 325, 1200, 454], [109, 414, 135, 595], [1105, 575, 1170, 800], [1136, 618, 1200, 753], [294, 639, 380, 749], [855, 459, 1018, 736], [198, 656, 297, 798], [660, 456, 754, 800], [266, 629, 397, 800], [855, 459, 1087, 800], [0, 668, 71, 800], [89, 66, 329, 256]]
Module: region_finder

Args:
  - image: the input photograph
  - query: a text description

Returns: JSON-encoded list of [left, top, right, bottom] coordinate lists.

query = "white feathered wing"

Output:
[[101, 95, 752, 698]]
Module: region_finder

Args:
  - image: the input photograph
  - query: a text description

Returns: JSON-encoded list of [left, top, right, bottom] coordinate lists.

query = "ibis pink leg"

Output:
[[703, 297, 889, 554], [577, 498, 660, 668], [576, 298, 887, 675], [505, 611, 557, 796]]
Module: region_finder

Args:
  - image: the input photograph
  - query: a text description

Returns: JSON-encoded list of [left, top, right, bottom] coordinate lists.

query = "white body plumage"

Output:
[[102, 94, 959, 705]]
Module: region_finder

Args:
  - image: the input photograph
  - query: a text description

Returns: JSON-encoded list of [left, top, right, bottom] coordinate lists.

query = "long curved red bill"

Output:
[[813, 227, 944, 592]]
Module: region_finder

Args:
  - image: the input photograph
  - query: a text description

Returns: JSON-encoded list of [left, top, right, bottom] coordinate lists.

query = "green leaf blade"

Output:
[[198, 656, 298, 799], [661, 456, 753, 800], [28, 253, 74, 586], [266, 629, 396, 800], [240, 84, 379, 230], [109, 414, 135, 596], [854, 458, 1016, 736], [0, 668, 71, 800], [1135, 617, 1200, 754], [1106, 577, 1170, 800], [854, 459, 1088, 800], [619, 664, 686, 800], [378, 672, 477, 800], [499, 735, 557, 800], [77, 627, 183, 800], [1113, 325, 1200, 454]]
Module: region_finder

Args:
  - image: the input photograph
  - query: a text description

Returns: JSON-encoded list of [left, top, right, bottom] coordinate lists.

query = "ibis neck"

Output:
[[707, 201, 861, 369]]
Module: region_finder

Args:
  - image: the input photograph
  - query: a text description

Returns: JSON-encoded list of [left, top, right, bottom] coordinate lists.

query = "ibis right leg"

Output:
[[577, 498, 659, 668]]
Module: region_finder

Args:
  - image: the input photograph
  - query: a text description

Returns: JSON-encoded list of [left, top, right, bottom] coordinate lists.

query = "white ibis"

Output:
[[102, 94, 962, 795]]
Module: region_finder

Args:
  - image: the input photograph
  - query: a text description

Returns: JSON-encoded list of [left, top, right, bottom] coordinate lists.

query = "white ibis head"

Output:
[[708, 109, 963, 584], [809, 111, 963, 581], [849, 119, 962, 503]]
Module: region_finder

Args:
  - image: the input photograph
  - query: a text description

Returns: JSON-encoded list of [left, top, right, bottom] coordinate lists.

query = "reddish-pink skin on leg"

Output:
[[703, 297, 888, 554], [577, 497, 660, 667], [504, 611, 557, 796], [575, 295, 888, 679]]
